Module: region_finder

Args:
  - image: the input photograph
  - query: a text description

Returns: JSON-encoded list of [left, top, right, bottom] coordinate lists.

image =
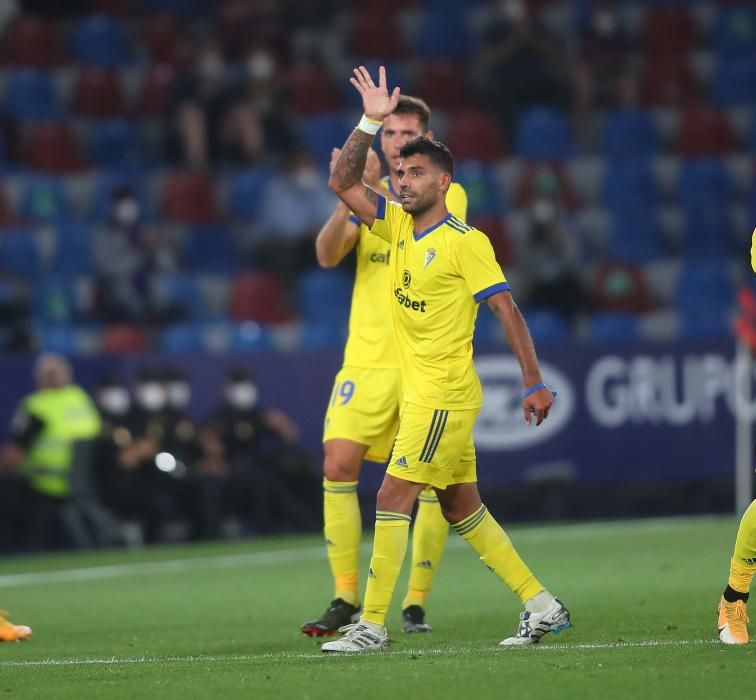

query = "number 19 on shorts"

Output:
[[330, 380, 355, 407]]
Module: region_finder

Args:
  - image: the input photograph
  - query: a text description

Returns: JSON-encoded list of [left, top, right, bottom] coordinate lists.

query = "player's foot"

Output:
[[718, 597, 749, 645], [321, 621, 388, 653], [0, 610, 32, 642], [402, 605, 432, 633], [301, 598, 361, 637], [499, 597, 571, 646]]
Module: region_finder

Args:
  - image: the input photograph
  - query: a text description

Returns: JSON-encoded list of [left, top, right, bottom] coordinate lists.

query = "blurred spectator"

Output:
[[476, 0, 571, 135], [0, 354, 113, 550], [199, 367, 318, 534]]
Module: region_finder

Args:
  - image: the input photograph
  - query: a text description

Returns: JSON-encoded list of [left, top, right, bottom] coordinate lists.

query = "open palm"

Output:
[[350, 65, 400, 122]]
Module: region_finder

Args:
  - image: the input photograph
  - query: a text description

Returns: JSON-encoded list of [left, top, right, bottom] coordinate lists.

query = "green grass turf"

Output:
[[1, 516, 755, 699]]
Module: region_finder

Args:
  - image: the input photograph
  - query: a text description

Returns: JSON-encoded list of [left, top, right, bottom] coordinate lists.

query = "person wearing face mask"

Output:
[[199, 367, 318, 536]]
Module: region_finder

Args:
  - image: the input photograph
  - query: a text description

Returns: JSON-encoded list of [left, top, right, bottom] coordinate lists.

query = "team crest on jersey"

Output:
[[402, 269, 411, 288], [424, 248, 437, 268]]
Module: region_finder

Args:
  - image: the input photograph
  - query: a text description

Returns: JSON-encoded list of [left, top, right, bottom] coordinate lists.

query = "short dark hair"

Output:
[[392, 96, 432, 131], [399, 137, 454, 177]]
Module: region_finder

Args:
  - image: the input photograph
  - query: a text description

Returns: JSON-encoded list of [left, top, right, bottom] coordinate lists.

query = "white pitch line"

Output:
[[0, 639, 718, 669]]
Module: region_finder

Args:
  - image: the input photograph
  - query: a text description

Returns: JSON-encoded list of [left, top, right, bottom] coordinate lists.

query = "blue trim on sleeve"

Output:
[[348, 214, 360, 226], [473, 281, 510, 302], [376, 195, 387, 221]]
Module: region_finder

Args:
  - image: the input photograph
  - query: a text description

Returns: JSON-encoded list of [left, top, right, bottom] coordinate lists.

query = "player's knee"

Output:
[[438, 502, 469, 525], [323, 454, 360, 482]]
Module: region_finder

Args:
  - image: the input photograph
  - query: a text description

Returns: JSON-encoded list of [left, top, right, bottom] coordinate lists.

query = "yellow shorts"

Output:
[[386, 402, 479, 490], [322, 366, 402, 463]]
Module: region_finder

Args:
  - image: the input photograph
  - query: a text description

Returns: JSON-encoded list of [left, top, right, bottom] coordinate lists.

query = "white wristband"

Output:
[[357, 114, 382, 135]]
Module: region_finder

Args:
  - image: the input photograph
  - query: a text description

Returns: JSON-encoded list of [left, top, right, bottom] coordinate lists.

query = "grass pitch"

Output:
[[1, 516, 754, 699]]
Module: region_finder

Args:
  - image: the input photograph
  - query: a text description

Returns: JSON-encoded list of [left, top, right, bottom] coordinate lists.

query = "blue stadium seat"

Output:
[[0, 229, 43, 278], [229, 322, 273, 352], [454, 160, 506, 216], [602, 160, 659, 213], [154, 274, 209, 318], [52, 222, 94, 276], [32, 277, 79, 322], [711, 57, 756, 107], [227, 168, 274, 220], [71, 15, 132, 68], [298, 269, 353, 325], [299, 320, 349, 350], [677, 260, 735, 321], [181, 225, 239, 274], [515, 108, 574, 161], [416, 12, 470, 60], [89, 169, 149, 222], [3, 70, 61, 120], [89, 119, 141, 166], [714, 6, 756, 57], [678, 159, 731, 210], [587, 313, 641, 343], [522, 310, 570, 344], [32, 324, 91, 354], [680, 311, 732, 339], [18, 175, 70, 222], [160, 321, 216, 353], [601, 110, 658, 159], [299, 114, 352, 169], [609, 211, 665, 262], [682, 203, 733, 259]]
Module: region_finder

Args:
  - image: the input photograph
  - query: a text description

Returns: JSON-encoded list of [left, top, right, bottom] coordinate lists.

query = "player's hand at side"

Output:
[[523, 386, 554, 426], [350, 65, 400, 122]]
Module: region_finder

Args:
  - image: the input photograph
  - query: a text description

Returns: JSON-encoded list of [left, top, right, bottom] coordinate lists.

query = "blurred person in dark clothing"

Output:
[[199, 367, 319, 534]]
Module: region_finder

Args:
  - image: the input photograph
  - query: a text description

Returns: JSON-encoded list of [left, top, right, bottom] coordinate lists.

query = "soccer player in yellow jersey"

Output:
[[716, 229, 756, 644], [301, 96, 468, 636], [321, 66, 571, 652], [0, 610, 31, 642]]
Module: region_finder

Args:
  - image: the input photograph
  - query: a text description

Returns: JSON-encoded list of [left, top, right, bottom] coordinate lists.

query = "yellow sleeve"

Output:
[[453, 228, 509, 302], [751, 228, 755, 273], [369, 195, 408, 243], [446, 183, 468, 223]]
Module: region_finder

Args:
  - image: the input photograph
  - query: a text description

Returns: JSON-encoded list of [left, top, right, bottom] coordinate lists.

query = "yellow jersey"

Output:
[[370, 195, 508, 410], [751, 227, 755, 273], [342, 178, 468, 369]]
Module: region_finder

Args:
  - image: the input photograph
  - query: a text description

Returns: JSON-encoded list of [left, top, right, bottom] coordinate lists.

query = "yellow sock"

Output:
[[403, 488, 449, 610], [452, 504, 543, 602], [361, 511, 410, 626], [730, 499, 756, 593], [323, 478, 361, 607]]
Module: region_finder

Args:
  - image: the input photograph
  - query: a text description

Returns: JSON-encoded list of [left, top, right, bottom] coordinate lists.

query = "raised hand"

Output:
[[349, 65, 400, 122]]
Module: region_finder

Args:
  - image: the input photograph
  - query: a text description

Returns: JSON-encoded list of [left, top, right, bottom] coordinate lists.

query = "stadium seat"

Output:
[[521, 310, 569, 344], [447, 111, 507, 161], [3, 16, 65, 68], [713, 6, 756, 57], [645, 7, 697, 57], [142, 13, 186, 66], [299, 114, 352, 169], [0, 230, 43, 278], [711, 57, 756, 107], [299, 320, 348, 349], [592, 262, 651, 314], [3, 70, 62, 120], [298, 269, 352, 325], [681, 202, 733, 260], [154, 273, 209, 319], [416, 11, 470, 60], [350, 12, 407, 59], [181, 225, 239, 274], [227, 167, 274, 220], [0, 185, 11, 226], [417, 61, 473, 113], [680, 311, 732, 339], [228, 271, 294, 324], [32, 278, 80, 323], [159, 321, 209, 353], [678, 106, 734, 156], [608, 211, 665, 263], [163, 171, 217, 223], [102, 324, 149, 354], [22, 122, 87, 173], [89, 169, 149, 222], [139, 0, 204, 16], [514, 108, 573, 161], [229, 322, 273, 352], [601, 109, 658, 160], [454, 160, 506, 215], [89, 119, 141, 166], [18, 175, 70, 222], [136, 64, 176, 116], [602, 160, 659, 214], [677, 261, 735, 335], [72, 69, 127, 117], [71, 14, 132, 67], [587, 313, 641, 343], [287, 65, 342, 116], [33, 324, 99, 354], [678, 159, 731, 210], [642, 54, 698, 107], [52, 222, 95, 276], [516, 163, 578, 212]]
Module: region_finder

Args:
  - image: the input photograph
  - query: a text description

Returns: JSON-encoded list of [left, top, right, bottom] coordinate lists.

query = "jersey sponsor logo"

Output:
[[370, 251, 390, 264], [394, 288, 427, 313], [424, 248, 437, 268], [402, 269, 411, 288], [475, 356, 573, 449]]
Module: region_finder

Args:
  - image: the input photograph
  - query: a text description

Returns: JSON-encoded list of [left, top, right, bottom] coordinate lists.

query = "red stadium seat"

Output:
[[163, 170, 217, 223], [142, 14, 186, 67], [72, 68, 127, 117], [469, 215, 515, 267], [642, 54, 698, 107], [645, 8, 697, 57], [350, 13, 407, 59], [287, 65, 342, 115], [137, 64, 176, 116], [0, 185, 11, 225], [447, 111, 507, 161], [22, 122, 88, 173], [417, 61, 473, 113], [515, 163, 579, 212], [593, 262, 651, 313], [3, 16, 65, 68], [678, 105, 734, 156], [228, 271, 294, 323], [102, 325, 148, 354]]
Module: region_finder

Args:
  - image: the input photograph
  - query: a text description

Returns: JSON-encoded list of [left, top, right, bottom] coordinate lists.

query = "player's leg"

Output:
[[718, 499, 756, 644], [402, 488, 449, 632], [0, 610, 31, 642]]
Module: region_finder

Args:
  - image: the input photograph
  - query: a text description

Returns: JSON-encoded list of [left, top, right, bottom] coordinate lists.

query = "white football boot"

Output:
[[321, 621, 389, 653], [499, 597, 571, 646]]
